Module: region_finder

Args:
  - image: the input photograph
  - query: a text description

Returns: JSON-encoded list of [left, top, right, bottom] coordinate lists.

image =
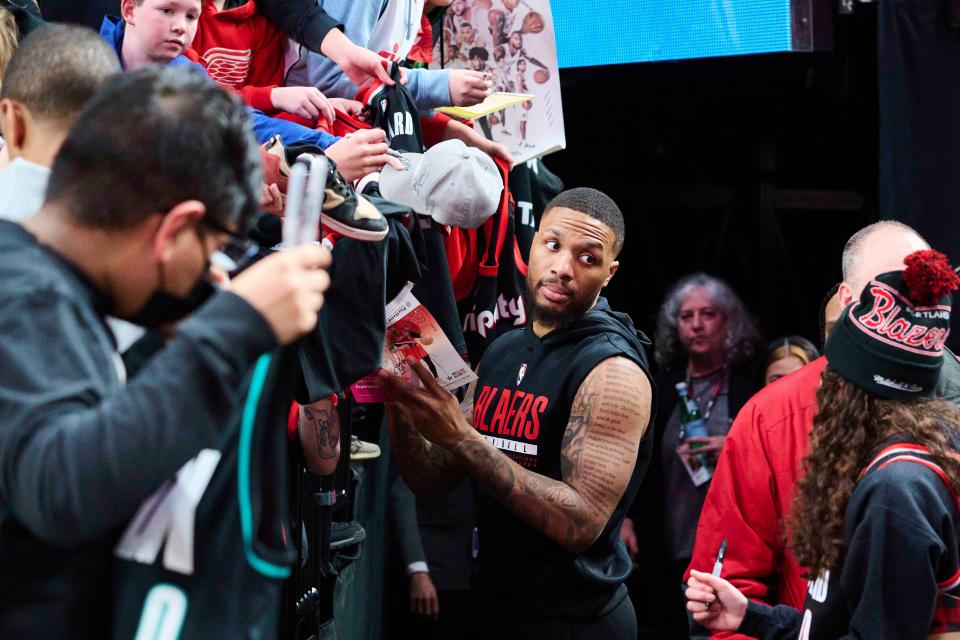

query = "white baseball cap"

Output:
[[378, 139, 503, 228]]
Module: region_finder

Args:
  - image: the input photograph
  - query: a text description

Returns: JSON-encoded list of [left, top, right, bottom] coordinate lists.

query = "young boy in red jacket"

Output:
[[189, 0, 360, 123], [193, 0, 510, 173], [188, 0, 409, 182]]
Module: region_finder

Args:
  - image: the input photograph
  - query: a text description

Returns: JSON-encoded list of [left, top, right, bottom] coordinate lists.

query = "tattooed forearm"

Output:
[[303, 404, 339, 460], [387, 406, 466, 496], [457, 434, 602, 552], [458, 356, 651, 553], [299, 399, 341, 475], [459, 438, 516, 498]]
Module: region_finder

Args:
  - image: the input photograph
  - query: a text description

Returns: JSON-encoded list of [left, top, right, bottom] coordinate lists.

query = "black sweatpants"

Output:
[[472, 594, 637, 640]]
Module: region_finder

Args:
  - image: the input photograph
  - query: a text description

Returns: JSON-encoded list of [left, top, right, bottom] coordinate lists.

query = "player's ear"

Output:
[[603, 261, 619, 287]]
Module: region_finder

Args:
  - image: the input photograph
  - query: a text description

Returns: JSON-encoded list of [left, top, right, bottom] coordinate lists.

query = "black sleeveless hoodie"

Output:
[[472, 297, 657, 618]]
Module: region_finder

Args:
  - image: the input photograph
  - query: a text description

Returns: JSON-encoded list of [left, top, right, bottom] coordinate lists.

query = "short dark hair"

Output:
[[45, 66, 262, 230], [543, 187, 625, 255], [469, 46, 488, 61], [0, 23, 119, 123]]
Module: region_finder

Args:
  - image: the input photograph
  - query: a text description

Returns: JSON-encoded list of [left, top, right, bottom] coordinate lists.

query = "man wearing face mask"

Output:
[[0, 67, 331, 638]]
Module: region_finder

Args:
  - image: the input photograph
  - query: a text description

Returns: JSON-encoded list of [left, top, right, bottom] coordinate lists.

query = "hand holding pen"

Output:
[[684, 539, 750, 633]]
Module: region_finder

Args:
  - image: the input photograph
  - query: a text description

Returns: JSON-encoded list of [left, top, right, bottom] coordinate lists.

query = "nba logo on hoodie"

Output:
[[517, 363, 527, 385]]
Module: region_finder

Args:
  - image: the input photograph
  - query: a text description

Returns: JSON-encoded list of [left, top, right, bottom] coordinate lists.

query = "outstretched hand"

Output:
[[329, 98, 363, 116], [377, 358, 473, 450], [683, 435, 727, 463], [449, 70, 492, 106], [270, 86, 335, 123], [685, 569, 748, 632], [324, 128, 400, 181], [482, 140, 513, 168], [322, 29, 407, 88]]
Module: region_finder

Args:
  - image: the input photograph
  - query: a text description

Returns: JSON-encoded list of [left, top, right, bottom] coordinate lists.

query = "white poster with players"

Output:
[[432, 0, 566, 165]]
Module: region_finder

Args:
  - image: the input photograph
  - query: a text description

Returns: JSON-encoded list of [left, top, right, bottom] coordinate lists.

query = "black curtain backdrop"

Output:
[[547, 6, 879, 349], [878, 0, 960, 347]]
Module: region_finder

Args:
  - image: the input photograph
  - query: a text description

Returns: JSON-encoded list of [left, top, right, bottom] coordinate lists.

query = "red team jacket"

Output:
[[685, 357, 826, 638], [189, 0, 285, 112]]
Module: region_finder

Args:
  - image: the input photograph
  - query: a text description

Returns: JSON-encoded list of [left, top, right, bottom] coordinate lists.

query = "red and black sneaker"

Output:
[[307, 154, 387, 242], [277, 145, 386, 243], [267, 136, 387, 242]]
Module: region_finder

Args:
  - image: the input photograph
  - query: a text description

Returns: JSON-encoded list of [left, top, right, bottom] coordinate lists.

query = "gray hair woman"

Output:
[[654, 273, 763, 374], [626, 273, 763, 637]]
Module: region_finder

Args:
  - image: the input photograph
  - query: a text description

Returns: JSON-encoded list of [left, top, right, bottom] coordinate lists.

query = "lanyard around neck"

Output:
[[685, 369, 725, 422]]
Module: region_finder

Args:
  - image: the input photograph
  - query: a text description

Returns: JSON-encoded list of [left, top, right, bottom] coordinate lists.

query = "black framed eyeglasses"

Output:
[[200, 217, 260, 271]]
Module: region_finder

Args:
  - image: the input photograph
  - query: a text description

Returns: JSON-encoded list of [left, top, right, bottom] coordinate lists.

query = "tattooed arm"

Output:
[[459, 356, 650, 551], [387, 404, 468, 497], [384, 369, 477, 498], [298, 397, 341, 476], [379, 357, 651, 552]]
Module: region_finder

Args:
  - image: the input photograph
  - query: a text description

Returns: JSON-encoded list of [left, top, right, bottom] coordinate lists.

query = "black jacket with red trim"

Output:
[[739, 437, 960, 639]]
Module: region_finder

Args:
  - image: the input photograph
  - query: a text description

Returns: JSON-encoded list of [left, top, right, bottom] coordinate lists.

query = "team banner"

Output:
[[433, 0, 566, 164]]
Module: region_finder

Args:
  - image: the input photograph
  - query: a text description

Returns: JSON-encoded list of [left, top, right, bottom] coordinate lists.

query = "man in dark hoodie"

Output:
[[380, 188, 656, 638], [0, 66, 330, 638]]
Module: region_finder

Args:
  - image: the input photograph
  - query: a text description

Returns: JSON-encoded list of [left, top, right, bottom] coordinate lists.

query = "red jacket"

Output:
[[189, 0, 285, 112], [407, 15, 433, 65], [685, 356, 825, 638]]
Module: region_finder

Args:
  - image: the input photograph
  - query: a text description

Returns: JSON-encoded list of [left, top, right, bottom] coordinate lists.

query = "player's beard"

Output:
[[526, 275, 595, 331]]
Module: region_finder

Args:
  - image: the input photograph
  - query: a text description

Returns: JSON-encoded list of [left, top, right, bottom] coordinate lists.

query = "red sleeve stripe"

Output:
[[287, 402, 299, 439], [875, 443, 936, 455], [938, 566, 960, 592], [861, 444, 934, 479]]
